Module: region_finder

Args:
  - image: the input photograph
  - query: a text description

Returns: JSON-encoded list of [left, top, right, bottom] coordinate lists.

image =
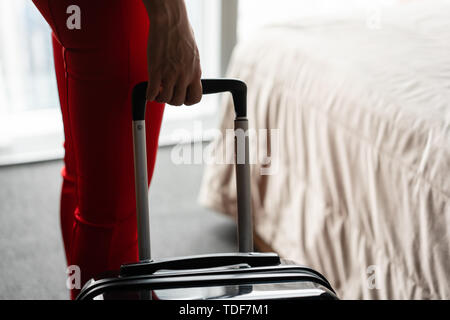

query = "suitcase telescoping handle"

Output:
[[132, 79, 253, 262]]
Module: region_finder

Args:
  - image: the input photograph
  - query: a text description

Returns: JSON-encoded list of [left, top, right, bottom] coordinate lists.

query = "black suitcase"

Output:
[[77, 79, 337, 300]]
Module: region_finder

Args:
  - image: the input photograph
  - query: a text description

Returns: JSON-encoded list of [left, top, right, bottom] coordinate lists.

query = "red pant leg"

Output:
[[33, 0, 165, 298], [52, 34, 77, 266]]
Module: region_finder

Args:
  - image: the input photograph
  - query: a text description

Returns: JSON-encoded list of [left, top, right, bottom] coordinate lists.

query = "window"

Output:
[[0, 0, 222, 165], [0, 1, 61, 165]]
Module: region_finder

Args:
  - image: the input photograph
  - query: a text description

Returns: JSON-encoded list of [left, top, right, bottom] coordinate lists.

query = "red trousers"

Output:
[[32, 0, 165, 298]]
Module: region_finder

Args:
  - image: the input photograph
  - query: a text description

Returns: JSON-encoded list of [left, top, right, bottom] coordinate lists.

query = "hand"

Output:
[[143, 0, 202, 106]]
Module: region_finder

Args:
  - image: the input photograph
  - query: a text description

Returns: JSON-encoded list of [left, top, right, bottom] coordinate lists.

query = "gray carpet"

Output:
[[0, 145, 236, 300]]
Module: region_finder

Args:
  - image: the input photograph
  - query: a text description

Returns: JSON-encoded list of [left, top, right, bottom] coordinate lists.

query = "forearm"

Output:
[[142, 0, 202, 105], [142, 0, 189, 25]]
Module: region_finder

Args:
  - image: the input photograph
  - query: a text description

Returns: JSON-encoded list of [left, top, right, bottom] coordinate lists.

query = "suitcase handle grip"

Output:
[[132, 79, 247, 121], [120, 253, 280, 277], [132, 78, 253, 262]]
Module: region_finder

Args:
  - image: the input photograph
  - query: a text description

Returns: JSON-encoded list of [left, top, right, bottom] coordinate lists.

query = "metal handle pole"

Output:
[[234, 118, 253, 252], [132, 120, 151, 261]]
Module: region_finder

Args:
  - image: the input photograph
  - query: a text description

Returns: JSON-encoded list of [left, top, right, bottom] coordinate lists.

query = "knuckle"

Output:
[[185, 94, 201, 106], [155, 96, 165, 103], [162, 73, 177, 84], [158, 91, 167, 100], [177, 76, 189, 87], [157, 92, 169, 103], [193, 94, 202, 104], [184, 99, 195, 106], [149, 87, 159, 97], [171, 94, 185, 106]]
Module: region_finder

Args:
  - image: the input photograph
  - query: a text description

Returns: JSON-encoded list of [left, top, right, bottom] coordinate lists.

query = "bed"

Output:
[[198, 1, 450, 299]]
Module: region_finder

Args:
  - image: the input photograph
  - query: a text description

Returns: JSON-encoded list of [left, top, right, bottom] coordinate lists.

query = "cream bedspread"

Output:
[[198, 1, 450, 299]]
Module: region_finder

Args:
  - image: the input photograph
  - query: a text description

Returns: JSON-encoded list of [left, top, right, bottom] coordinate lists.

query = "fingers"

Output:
[[170, 80, 188, 106], [146, 74, 161, 102], [147, 70, 202, 106], [150, 77, 202, 106], [155, 78, 175, 104], [184, 79, 202, 106], [145, 8, 203, 106]]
